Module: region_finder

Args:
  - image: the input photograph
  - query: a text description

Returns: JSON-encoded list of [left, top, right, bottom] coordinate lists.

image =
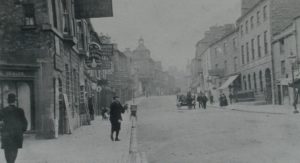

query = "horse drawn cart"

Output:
[[176, 94, 196, 109]]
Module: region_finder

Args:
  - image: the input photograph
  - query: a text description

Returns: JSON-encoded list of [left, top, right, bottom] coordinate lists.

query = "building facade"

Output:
[[0, 0, 112, 138], [272, 16, 300, 105], [209, 30, 241, 99], [237, 0, 300, 104]]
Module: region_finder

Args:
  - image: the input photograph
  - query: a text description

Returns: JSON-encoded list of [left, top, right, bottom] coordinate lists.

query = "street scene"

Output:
[[1, 0, 300, 162], [137, 96, 300, 163]]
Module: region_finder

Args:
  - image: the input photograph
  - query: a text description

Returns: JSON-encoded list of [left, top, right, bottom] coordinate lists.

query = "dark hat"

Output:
[[113, 96, 119, 99], [7, 93, 16, 103]]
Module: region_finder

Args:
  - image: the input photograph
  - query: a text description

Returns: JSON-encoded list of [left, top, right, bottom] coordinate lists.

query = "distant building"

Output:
[[108, 45, 131, 103], [209, 29, 241, 100], [131, 38, 155, 96], [192, 24, 236, 94]]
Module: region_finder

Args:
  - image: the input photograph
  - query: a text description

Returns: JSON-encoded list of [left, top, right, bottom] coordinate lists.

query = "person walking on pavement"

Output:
[[0, 93, 28, 163], [88, 96, 94, 121], [219, 93, 228, 108], [209, 95, 214, 104], [229, 93, 233, 104], [201, 94, 208, 109], [109, 96, 124, 141], [197, 94, 202, 109]]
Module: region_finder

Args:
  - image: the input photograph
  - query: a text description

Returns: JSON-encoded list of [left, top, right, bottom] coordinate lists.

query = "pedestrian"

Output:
[[101, 107, 108, 120], [201, 94, 208, 109], [219, 94, 228, 108], [88, 97, 94, 121], [223, 94, 228, 106], [229, 93, 233, 104], [197, 94, 202, 109], [109, 96, 124, 141], [0, 93, 28, 163], [209, 95, 214, 104]]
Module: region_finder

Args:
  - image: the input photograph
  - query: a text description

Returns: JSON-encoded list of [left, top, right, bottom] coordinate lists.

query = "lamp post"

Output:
[[288, 55, 299, 114]]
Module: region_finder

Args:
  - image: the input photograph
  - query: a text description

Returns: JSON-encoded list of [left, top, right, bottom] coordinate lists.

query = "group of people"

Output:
[[197, 93, 208, 109]]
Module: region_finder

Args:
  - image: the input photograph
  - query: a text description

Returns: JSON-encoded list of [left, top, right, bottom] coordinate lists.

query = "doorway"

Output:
[[265, 68, 272, 104], [277, 85, 282, 105], [0, 80, 34, 130]]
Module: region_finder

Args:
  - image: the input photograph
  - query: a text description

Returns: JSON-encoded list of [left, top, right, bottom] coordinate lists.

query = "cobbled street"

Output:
[[137, 96, 300, 163]]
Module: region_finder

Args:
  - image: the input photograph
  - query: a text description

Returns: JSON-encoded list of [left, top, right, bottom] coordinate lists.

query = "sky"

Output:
[[91, 0, 241, 71]]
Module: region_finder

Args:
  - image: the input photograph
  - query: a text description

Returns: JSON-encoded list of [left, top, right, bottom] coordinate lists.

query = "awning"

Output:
[[218, 75, 239, 90]]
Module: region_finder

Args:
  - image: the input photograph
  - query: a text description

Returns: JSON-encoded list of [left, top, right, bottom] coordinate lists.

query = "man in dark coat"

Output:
[[88, 97, 94, 121], [201, 94, 208, 109], [109, 96, 124, 141], [0, 93, 28, 163]]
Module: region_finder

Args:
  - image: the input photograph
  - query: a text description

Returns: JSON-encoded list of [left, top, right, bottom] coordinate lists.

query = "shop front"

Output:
[[0, 66, 38, 132]]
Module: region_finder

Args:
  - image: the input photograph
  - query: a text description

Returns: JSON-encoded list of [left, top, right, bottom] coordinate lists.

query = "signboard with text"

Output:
[[75, 0, 113, 19], [85, 43, 113, 70]]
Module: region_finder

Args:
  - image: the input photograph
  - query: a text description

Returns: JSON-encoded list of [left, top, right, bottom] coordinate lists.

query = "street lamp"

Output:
[[288, 55, 299, 114]]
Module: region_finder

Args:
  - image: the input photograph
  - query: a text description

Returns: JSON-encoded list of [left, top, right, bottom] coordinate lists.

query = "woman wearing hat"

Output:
[[0, 93, 28, 163]]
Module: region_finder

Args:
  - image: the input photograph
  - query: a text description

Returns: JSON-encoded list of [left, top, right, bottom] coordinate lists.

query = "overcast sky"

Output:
[[91, 0, 241, 71]]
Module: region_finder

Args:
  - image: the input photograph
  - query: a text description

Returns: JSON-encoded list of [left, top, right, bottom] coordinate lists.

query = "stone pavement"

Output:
[[0, 113, 132, 163], [208, 102, 297, 115]]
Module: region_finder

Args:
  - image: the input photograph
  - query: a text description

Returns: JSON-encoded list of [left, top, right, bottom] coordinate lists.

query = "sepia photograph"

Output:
[[1, 0, 300, 162]]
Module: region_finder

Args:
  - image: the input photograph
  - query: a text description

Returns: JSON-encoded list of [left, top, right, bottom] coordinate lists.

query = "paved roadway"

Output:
[[137, 96, 300, 163]]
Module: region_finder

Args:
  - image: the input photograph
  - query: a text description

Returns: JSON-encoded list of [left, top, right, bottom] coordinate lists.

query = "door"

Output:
[[0, 81, 34, 130], [277, 85, 282, 105]]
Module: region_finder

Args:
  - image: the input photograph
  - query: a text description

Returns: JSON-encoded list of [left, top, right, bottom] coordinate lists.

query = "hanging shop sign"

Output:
[[74, 0, 113, 19], [85, 43, 113, 70]]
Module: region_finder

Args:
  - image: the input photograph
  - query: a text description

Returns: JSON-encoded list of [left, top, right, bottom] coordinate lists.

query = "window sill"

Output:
[[21, 25, 37, 30]]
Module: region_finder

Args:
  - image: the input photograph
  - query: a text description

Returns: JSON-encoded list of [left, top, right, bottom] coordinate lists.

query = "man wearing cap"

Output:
[[109, 96, 124, 141], [0, 93, 28, 163]]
